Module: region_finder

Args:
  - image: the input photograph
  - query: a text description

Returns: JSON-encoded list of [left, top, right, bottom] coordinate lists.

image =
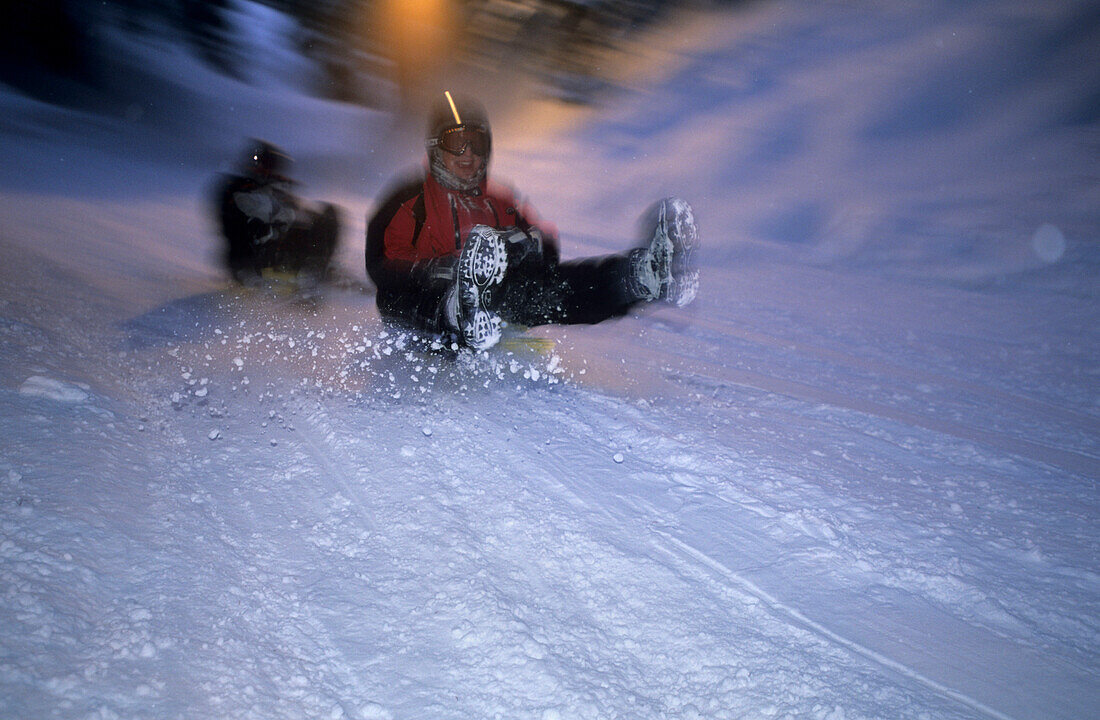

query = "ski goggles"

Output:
[[430, 126, 491, 157]]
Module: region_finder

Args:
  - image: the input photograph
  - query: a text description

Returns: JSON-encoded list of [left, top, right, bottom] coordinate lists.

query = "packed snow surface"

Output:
[[1, 1, 1098, 719]]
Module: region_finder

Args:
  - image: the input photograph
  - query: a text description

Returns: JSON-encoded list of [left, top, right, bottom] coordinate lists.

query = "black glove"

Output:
[[502, 227, 544, 266], [246, 217, 272, 244]]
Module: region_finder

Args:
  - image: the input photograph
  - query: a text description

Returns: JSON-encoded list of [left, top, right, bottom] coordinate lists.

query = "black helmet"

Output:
[[426, 91, 491, 145], [241, 140, 292, 181], [426, 91, 491, 193]]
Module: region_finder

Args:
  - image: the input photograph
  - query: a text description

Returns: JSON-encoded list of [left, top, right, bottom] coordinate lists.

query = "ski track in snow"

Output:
[[2, 246, 1096, 717], [2, 0, 1099, 718], [648, 535, 1016, 720], [284, 390, 986, 720]]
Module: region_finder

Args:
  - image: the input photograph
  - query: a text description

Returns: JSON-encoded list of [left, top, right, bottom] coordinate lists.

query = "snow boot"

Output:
[[628, 197, 699, 307], [452, 224, 509, 350]]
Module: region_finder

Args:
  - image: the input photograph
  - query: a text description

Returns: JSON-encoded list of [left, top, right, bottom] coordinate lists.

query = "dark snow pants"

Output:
[[370, 249, 641, 337]]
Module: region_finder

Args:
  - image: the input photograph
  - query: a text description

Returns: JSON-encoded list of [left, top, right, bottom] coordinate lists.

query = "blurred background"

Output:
[[1, 0, 1094, 290], [0, 0, 735, 113]]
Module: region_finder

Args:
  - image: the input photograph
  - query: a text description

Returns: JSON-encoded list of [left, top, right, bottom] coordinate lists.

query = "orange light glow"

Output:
[[372, 0, 458, 101]]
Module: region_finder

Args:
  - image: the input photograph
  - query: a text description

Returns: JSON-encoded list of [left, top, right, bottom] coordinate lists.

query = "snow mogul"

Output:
[[366, 91, 698, 351], [215, 140, 341, 287]]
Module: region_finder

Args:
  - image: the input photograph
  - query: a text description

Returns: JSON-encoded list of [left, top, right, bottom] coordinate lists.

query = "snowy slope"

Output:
[[1, 1, 1098, 719]]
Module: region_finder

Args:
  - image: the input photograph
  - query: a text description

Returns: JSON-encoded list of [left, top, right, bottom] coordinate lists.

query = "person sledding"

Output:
[[214, 139, 340, 288], [365, 92, 698, 351]]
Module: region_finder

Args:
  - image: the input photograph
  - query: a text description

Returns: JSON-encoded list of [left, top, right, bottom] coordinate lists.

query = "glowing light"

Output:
[[445, 90, 462, 125], [371, 0, 457, 99]]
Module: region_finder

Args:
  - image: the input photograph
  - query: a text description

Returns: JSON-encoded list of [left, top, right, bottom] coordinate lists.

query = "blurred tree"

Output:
[[0, 0, 100, 104], [0, 0, 242, 106], [180, 0, 240, 78], [279, 0, 388, 105], [0, 0, 730, 111]]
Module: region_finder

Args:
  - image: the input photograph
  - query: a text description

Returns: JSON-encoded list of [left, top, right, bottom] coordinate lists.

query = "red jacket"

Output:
[[367, 171, 558, 277]]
